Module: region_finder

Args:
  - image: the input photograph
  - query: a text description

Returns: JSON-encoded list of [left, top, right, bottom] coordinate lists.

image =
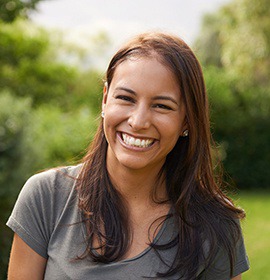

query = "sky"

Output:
[[30, 0, 231, 68]]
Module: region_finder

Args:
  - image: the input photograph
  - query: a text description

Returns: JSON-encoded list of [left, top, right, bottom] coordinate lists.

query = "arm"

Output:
[[8, 234, 47, 280], [232, 274, 241, 280]]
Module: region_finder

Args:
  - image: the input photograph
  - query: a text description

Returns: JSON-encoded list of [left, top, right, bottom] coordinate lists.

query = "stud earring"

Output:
[[182, 129, 189, 137], [101, 111, 105, 118]]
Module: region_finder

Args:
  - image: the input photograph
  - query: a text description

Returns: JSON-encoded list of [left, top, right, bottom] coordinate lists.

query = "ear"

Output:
[[180, 117, 189, 136], [102, 82, 108, 111], [183, 117, 189, 131]]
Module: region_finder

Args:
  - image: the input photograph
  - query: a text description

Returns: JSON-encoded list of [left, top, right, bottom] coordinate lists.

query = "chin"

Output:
[[119, 159, 149, 171], [116, 154, 164, 172]]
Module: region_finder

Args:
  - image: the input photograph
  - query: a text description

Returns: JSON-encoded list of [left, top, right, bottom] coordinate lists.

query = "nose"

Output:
[[127, 105, 151, 131]]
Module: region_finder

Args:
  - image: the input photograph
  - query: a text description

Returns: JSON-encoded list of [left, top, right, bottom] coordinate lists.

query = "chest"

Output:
[[44, 204, 182, 279]]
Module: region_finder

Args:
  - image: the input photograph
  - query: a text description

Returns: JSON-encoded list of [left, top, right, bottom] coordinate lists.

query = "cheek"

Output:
[[157, 116, 184, 138], [105, 103, 131, 129], [103, 108, 124, 140]]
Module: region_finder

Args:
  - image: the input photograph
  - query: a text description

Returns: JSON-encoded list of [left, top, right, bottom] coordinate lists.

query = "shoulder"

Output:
[[6, 164, 83, 258], [9, 164, 83, 222], [20, 164, 82, 197], [200, 216, 249, 278], [26, 164, 82, 186]]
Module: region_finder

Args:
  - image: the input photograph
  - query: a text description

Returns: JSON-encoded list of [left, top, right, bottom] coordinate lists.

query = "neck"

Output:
[[106, 161, 167, 206]]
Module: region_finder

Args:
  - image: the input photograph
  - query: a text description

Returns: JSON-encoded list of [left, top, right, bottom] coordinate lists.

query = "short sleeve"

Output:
[[231, 232, 250, 277], [199, 222, 250, 279], [6, 169, 58, 258]]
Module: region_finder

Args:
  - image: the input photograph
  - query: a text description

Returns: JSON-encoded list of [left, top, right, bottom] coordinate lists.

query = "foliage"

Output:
[[22, 104, 97, 173], [72, 69, 104, 116], [0, 91, 32, 277], [0, 16, 103, 278], [205, 67, 270, 188], [0, 20, 80, 108], [195, 0, 270, 188], [0, 92, 31, 198], [0, 0, 42, 22], [0, 92, 98, 278]]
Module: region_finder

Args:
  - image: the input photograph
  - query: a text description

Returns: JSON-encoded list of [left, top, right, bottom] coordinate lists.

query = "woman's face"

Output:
[[103, 56, 187, 173]]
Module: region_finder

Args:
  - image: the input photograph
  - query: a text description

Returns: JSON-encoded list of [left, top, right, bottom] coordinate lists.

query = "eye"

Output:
[[115, 95, 135, 103], [153, 104, 173, 110]]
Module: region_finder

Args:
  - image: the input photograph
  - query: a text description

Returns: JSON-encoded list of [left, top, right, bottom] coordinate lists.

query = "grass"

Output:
[[235, 191, 270, 280]]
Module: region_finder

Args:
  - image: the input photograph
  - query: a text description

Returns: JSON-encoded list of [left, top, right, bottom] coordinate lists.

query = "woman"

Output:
[[7, 32, 249, 279]]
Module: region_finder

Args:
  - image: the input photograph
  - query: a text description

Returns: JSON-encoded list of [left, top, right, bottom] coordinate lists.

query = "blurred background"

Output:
[[0, 0, 269, 278]]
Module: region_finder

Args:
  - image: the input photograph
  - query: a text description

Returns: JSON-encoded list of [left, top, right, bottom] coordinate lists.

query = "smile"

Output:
[[121, 133, 154, 148]]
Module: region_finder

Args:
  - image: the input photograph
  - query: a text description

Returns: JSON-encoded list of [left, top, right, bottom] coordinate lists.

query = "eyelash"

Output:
[[115, 95, 173, 110], [116, 95, 134, 102], [153, 104, 172, 110]]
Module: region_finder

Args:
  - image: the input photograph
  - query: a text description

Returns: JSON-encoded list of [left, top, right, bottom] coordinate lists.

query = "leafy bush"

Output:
[[0, 91, 98, 277], [0, 91, 31, 198], [196, 0, 270, 189], [0, 91, 32, 277], [0, 20, 79, 108], [0, 12, 104, 280], [204, 67, 270, 188], [22, 104, 98, 172]]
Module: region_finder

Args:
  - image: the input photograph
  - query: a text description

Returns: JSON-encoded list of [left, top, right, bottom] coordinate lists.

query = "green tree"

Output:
[[0, 15, 105, 278], [0, 20, 81, 108], [0, 0, 42, 22], [0, 20, 105, 113], [195, 0, 270, 188], [196, 0, 270, 90], [0, 92, 32, 277]]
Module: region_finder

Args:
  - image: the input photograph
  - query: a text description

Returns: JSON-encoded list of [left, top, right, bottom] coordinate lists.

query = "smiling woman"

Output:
[[103, 57, 186, 173], [6, 32, 249, 280]]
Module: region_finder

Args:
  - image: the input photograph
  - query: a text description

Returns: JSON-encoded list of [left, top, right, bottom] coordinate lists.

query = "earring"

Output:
[[182, 129, 189, 137], [101, 111, 105, 118]]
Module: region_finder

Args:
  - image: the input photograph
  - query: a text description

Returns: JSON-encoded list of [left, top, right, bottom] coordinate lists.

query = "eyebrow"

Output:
[[152, 96, 179, 105], [115, 86, 136, 95], [115, 86, 179, 105]]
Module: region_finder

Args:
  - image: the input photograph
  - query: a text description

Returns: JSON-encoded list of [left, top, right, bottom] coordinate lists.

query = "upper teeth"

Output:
[[122, 133, 154, 148]]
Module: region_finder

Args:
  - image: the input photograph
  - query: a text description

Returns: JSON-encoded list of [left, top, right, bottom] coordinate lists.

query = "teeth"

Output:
[[121, 133, 154, 148]]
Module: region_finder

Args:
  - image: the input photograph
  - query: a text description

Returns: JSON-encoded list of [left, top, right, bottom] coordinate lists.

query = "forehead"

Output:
[[109, 56, 181, 99], [122, 52, 171, 72], [112, 56, 178, 85]]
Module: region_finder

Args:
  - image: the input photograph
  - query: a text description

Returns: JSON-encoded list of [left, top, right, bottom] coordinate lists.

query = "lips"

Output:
[[121, 132, 155, 148]]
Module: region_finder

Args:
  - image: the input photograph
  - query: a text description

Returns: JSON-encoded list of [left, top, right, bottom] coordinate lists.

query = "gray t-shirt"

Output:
[[7, 165, 249, 279]]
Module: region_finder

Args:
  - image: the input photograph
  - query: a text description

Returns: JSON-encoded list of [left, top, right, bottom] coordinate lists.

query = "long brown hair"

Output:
[[77, 32, 245, 279]]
